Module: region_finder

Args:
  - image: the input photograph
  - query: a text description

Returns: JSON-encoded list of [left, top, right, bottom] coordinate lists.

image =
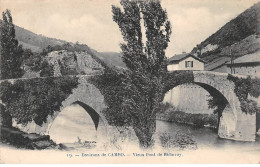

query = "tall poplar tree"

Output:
[[0, 9, 23, 79], [112, 0, 171, 148]]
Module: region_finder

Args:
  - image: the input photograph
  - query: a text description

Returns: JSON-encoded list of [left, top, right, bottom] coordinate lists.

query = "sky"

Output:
[[0, 0, 259, 57]]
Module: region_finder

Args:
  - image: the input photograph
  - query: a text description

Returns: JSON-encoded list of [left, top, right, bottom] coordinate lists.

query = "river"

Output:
[[44, 104, 260, 153], [48, 107, 260, 152], [156, 120, 260, 152]]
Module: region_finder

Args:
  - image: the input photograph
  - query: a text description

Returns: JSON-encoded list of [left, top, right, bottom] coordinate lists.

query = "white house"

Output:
[[167, 53, 206, 71]]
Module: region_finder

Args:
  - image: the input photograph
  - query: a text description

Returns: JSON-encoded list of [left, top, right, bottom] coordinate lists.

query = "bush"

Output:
[[163, 71, 194, 94], [0, 104, 12, 127], [227, 74, 260, 114], [193, 118, 205, 128], [156, 107, 218, 128], [23, 52, 54, 77], [58, 59, 78, 76], [0, 76, 79, 126], [41, 43, 91, 55], [156, 102, 175, 114], [159, 132, 175, 148], [159, 131, 197, 150]]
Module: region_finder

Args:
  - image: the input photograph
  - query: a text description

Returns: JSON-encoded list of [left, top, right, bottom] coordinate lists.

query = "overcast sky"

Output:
[[0, 0, 258, 57]]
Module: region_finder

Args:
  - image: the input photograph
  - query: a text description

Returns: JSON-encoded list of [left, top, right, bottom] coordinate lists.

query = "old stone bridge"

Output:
[[0, 71, 259, 142]]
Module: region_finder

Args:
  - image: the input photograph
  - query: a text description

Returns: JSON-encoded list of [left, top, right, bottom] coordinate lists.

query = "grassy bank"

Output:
[[156, 103, 218, 129]]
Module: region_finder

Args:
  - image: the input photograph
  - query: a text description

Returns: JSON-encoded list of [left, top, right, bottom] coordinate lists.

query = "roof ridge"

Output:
[[168, 53, 206, 64]]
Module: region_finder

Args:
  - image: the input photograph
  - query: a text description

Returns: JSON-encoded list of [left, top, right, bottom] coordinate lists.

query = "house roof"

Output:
[[168, 53, 206, 64], [205, 51, 260, 71], [226, 51, 260, 64], [205, 56, 230, 71]]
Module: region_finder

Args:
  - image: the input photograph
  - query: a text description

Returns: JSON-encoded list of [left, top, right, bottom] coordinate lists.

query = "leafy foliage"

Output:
[[227, 74, 260, 114], [112, 0, 171, 148], [23, 51, 54, 77], [204, 83, 229, 129], [159, 131, 197, 150], [39, 60, 54, 77], [0, 9, 24, 79], [157, 106, 218, 128], [89, 68, 131, 127], [162, 70, 194, 94], [41, 42, 91, 56], [207, 93, 228, 130], [0, 76, 79, 126], [0, 104, 12, 127], [207, 94, 228, 115], [156, 102, 174, 114], [23, 51, 42, 71]]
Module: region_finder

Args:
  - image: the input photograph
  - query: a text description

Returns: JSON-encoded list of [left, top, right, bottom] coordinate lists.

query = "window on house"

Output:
[[185, 61, 193, 68]]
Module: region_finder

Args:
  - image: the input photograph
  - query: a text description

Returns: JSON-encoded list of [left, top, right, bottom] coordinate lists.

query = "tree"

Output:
[[0, 77, 79, 126], [0, 9, 24, 79], [112, 0, 171, 148], [39, 60, 54, 77], [207, 94, 228, 130]]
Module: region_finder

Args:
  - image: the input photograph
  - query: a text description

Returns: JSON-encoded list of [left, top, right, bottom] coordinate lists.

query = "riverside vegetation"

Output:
[[159, 131, 197, 150], [156, 103, 218, 129]]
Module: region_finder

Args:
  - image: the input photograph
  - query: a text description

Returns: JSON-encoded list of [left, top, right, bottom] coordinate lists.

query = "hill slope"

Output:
[[0, 20, 126, 68], [15, 25, 126, 68], [14, 25, 69, 52], [191, 2, 260, 69], [92, 50, 125, 69]]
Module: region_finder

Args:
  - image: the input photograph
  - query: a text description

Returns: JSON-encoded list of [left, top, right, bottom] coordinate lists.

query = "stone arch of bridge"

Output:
[[163, 71, 259, 141], [47, 101, 104, 132], [46, 100, 108, 140], [164, 81, 231, 111], [163, 80, 235, 134], [45, 77, 109, 136]]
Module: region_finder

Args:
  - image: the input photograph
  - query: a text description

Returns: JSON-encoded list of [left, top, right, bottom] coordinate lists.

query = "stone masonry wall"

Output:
[[163, 83, 214, 114]]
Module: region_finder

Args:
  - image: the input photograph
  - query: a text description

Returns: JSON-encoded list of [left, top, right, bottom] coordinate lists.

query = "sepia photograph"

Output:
[[0, 0, 260, 164]]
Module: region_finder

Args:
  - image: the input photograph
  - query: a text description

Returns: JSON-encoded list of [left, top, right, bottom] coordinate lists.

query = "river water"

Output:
[[47, 104, 260, 152], [156, 120, 260, 152]]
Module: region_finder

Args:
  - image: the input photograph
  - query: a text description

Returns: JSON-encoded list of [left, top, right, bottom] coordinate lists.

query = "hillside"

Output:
[[92, 50, 126, 69], [14, 26, 70, 53], [191, 2, 260, 69], [0, 20, 126, 68], [15, 25, 126, 69], [0, 20, 69, 52]]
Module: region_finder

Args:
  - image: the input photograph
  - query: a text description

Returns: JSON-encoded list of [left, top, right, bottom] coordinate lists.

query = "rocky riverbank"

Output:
[[0, 126, 64, 150]]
